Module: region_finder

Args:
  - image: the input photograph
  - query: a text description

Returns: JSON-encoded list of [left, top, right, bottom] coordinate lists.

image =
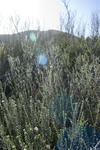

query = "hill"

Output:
[[0, 29, 100, 150]]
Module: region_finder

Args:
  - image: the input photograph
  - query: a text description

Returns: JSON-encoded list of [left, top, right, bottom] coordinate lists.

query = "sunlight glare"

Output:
[[0, 0, 61, 34], [29, 32, 36, 42], [37, 54, 48, 65]]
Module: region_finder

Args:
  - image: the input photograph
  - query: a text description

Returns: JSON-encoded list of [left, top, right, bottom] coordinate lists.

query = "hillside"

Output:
[[0, 29, 100, 150], [0, 30, 67, 43]]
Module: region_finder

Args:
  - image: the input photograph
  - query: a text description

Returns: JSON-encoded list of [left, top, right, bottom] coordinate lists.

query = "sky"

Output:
[[0, 0, 100, 34], [70, 0, 100, 25]]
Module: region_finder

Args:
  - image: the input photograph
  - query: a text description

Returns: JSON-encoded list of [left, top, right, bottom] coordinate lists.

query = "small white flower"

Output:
[[46, 144, 50, 149], [50, 65, 53, 69], [34, 127, 38, 132], [29, 128, 32, 131], [2, 100, 4, 103], [12, 145, 16, 148]]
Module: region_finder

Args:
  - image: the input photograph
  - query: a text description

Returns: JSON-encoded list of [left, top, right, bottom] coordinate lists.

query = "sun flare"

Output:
[[0, 0, 61, 34]]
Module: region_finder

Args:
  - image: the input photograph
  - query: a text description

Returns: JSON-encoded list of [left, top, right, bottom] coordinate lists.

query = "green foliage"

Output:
[[0, 81, 58, 149], [0, 30, 100, 149]]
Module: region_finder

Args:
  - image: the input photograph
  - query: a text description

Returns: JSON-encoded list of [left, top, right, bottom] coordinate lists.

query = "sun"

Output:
[[0, 0, 61, 34]]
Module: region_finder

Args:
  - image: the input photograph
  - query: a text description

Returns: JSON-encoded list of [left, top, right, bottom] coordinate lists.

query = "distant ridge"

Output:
[[0, 30, 66, 43]]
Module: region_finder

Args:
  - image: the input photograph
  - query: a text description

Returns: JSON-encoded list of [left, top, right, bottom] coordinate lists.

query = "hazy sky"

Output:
[[0, 0, 99, 34], [70, 0, 100, 22]]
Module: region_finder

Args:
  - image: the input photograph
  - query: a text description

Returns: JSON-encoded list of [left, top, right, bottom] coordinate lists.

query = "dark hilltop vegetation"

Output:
[[0, 27, 100, 150]]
